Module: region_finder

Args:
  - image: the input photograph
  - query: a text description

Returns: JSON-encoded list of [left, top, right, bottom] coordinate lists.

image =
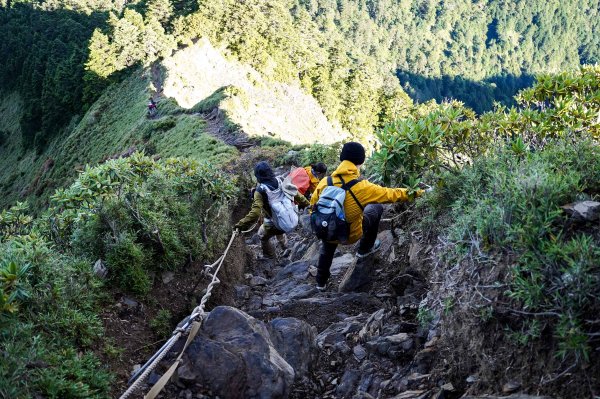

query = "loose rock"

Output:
[[178, 306, 299, 398], [502, 380, 522, 394], [338, 256, 374, 292], [330, 253, 355, 276], [93, 259, 108, 279], [561, 200, 600, 221], [268, 317, 316, 379], [249, 275, 268, 286], [161, 271, 175, 284], [353, 344, 367, 361]]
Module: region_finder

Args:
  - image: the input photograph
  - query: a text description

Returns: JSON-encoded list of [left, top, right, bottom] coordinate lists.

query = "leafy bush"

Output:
[[0, 150, 240, 397], [0, 235, 111, 398], [0, 202, 34, 242], [46, 152, 237, 294], [424, 139, 600, 362], [370, 68, 600, 364], [369, 67, 600, 190], [105, 233, 151, 295], [299, 142, 342, 172], [368, 101, 487, 188]]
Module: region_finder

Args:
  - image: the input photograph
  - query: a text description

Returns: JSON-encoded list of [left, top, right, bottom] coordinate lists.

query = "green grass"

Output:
[[0, 70, 239, 212]]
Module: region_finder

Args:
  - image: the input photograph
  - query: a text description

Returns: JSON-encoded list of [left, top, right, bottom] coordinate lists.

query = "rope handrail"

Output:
[[119, 229, 239, 399]]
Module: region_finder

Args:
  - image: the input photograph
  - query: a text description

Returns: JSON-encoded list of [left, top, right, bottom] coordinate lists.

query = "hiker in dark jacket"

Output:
[[235, 162, 310, 259]]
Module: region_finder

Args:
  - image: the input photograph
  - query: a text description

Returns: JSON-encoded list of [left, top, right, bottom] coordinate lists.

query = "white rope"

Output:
[[119, 230, 239, 399], [119, 332, 182, 399], [240, 221, 259, 234]]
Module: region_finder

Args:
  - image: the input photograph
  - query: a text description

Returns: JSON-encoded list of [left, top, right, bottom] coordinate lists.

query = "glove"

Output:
[[418, 182, 433, 192]]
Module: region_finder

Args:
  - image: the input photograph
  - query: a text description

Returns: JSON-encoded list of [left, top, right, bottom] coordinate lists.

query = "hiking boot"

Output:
[[276, 234, 288, 249], [261, 239, 276, 259], [356, 239, 381, 259], [316, 283, 327, 291]]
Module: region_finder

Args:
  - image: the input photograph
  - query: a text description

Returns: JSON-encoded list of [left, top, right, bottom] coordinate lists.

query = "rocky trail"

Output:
[[130, 208, 552, 399]]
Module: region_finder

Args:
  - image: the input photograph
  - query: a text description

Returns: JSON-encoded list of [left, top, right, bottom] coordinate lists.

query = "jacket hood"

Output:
[[331, 160, 361, 179]]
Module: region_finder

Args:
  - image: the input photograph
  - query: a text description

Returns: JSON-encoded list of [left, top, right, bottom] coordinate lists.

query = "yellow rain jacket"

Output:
[[310, 160, 421, 244], [304, 166, 321, 194]]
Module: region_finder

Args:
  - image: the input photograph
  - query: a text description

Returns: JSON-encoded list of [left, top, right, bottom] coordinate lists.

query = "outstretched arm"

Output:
[[359, 180, 423, 204], [235, 191, 264, 231]]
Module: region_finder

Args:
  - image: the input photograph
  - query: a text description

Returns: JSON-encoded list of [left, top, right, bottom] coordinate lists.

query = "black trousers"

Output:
[[316, 204, 383, 286]]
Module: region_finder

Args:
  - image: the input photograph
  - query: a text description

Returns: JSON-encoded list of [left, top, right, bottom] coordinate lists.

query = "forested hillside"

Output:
[[298, 0, 600, 112], [3, 0, 598, 158], [1, 0, 599, 397]]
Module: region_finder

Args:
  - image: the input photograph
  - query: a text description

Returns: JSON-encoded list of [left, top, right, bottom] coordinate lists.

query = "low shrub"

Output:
[[368, 68, 600, 371], [299, 142, 342, 171], [150, 309, 173, 338], [46, 152, 237, 295], [0, 232, 111, 398], [424, 138, 600, 362], [152, 116, 177, 132], [105, 232, 151, 295]]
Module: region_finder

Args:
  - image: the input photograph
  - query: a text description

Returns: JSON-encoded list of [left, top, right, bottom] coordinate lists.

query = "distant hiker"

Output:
[[236, 161, 310, 259], [305, 163, 327, 197], [148, 97, 157, 116], [310, 142, 423, 290], [288, 162, 328, 200]]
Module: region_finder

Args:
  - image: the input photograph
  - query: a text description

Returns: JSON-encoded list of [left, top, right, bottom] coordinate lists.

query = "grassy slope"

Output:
[[162, 39, 347, 145], [0, 92, 29, 206], [0, 39, 350, 212], [0, 72, 238, 211]]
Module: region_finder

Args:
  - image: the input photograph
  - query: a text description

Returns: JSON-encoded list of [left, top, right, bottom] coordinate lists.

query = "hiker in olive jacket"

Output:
[[236, 161, 309, 259], [309, 142, 423, 289]]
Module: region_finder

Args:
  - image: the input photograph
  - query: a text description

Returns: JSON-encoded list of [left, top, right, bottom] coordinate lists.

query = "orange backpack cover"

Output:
[[289, 167, 311, 195]]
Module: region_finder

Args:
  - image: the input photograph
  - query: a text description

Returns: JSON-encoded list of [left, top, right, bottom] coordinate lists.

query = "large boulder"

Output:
[[267, 318, 316, 379], [561, 200, 600, 222], [176, 306, 314, 398], [338, 256, 374, 292]]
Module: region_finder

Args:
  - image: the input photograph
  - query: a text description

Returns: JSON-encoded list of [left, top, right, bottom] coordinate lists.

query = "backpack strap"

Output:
[[256, 184, 272, 214], [344, 179, 364, 211], [333, 176, 364, 211]]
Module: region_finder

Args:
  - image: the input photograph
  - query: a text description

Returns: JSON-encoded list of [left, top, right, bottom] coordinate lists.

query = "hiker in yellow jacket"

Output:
[[304, 163, 327, 198], [236, 161, 309, 259], [310, 142, 423, 289]]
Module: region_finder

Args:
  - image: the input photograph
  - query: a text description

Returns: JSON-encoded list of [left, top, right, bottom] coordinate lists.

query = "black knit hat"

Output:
[[340, 142, 365, 165], [312, 162, 327, 174], [254, 161, 278, 190]]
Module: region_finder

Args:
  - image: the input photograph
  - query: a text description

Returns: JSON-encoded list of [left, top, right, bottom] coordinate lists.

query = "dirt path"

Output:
[[121, 205, 453, 399], [193, 108, 254, 150], [227, 213, 443, 399]]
